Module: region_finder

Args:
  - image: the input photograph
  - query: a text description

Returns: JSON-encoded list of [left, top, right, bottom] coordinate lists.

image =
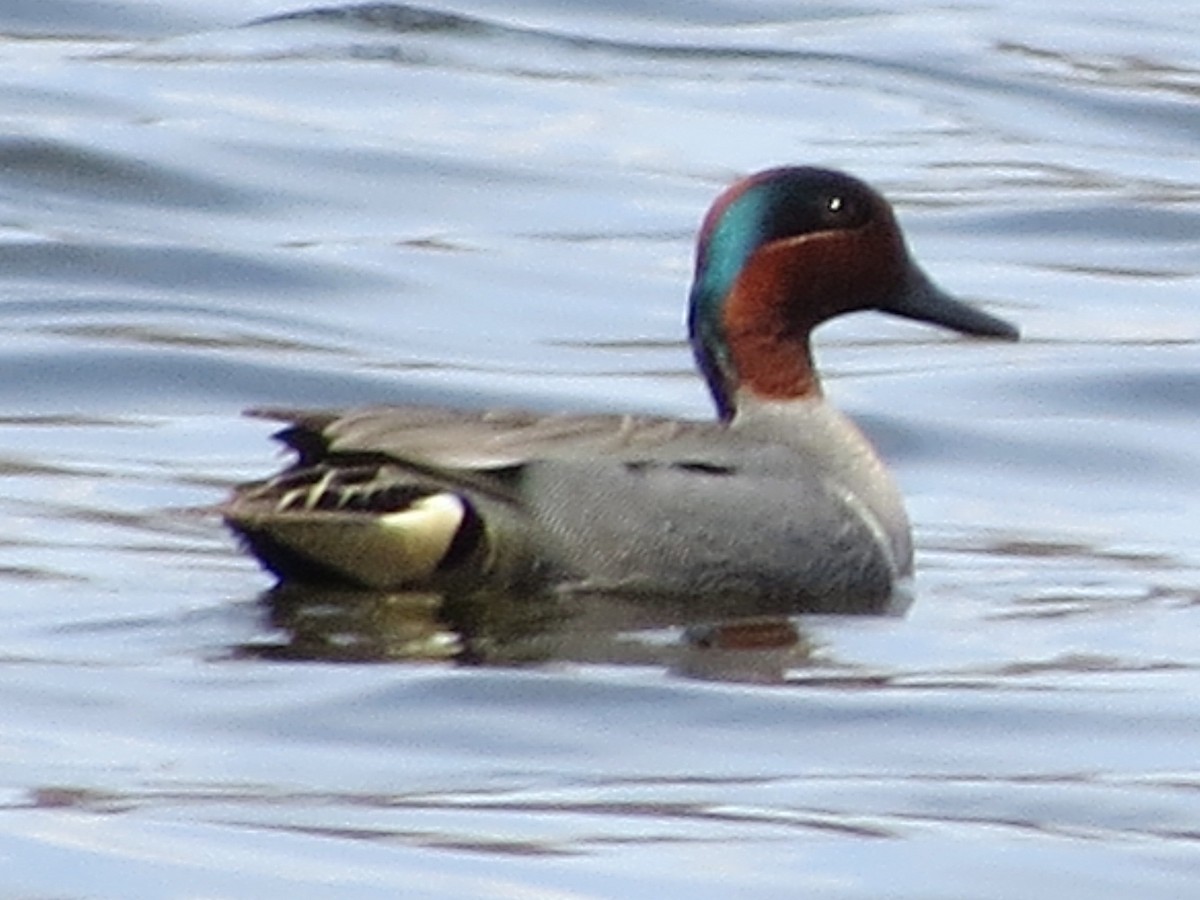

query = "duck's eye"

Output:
[[821, 193, 861, 227]]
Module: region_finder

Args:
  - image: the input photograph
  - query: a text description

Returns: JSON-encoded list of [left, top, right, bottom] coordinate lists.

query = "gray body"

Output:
[[225, 397, 913, 616]]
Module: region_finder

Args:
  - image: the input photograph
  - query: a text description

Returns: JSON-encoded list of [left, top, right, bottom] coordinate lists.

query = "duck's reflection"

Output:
[[238, 582, 815, 683]]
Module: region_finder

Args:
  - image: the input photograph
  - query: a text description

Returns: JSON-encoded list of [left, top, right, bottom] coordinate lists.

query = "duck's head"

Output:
[[687, 166, 1018, 420]]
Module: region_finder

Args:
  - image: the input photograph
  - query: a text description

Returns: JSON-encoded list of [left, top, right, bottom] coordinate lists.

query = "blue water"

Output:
[[1, 1, 1199, 897]]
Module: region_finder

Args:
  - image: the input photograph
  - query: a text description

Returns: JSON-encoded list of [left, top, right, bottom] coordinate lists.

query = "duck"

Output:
[[223, 166, 1018, 616]]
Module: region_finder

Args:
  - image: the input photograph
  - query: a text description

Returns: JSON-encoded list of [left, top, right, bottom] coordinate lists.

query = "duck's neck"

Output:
[[719, 244, 824, 406], [724, 317, 820, 404]]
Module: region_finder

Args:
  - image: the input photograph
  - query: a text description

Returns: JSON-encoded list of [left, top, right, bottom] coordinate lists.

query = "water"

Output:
[[1, 1, 1199, 896]]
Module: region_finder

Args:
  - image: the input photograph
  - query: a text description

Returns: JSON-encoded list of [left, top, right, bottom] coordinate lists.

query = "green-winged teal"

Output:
[[223, 167, 1018, 614]]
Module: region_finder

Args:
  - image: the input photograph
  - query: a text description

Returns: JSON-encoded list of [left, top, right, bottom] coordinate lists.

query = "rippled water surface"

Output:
[[2, 1, 1199, 897]]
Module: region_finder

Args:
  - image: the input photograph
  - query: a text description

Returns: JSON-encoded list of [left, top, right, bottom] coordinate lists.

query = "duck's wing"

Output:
[[248, 404, 731, 471], [221, 404, 734, 591]]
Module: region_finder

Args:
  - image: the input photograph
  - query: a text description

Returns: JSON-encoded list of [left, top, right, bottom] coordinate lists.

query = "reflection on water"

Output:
[[246, 586, 463, 662], [243, 581, 811, 683]]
